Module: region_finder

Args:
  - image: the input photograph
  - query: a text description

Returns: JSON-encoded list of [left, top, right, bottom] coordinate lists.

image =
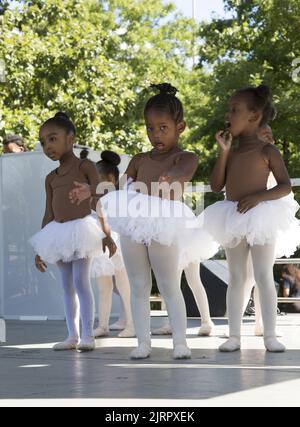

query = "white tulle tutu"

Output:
[[99, 190, 219, 269], [29, 214, 105, 263], [202, 193, 300, 258], [90, 232, 125, 278]]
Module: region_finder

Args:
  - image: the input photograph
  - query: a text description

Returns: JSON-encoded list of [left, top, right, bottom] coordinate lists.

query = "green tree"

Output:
[[0, 0, 195, 153]]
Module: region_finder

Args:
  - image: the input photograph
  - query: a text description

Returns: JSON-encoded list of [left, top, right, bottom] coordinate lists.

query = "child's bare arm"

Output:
[[210, 131, 232, 193], [42, 174, 54, 228]]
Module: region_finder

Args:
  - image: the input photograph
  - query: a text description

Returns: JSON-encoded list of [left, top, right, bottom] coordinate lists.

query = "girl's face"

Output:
[[226, 95, 262, 137], [39, 124, 74, 161], [145, 109, 186, 153]]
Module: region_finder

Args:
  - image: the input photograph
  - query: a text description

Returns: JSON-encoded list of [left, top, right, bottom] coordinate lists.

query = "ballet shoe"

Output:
[[53, 337, 79, 351], [264, 336, 286, 353], [130, 342, 151, 359], [118, 325, 136, 338], [76, 336, 96, 352], [219, 336, 241, 352], [173, 344, 191, 360], [93, 326, 109, 338], [109, 320, 126, 331], [151, 324, 172, 335], [198, 320, 215, 336]]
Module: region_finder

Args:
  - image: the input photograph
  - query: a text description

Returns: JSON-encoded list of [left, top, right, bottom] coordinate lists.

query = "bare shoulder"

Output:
[[177, 150, 199, 163], [128, 152, 148, 166], [262, 143, 281, 157], [79, 158, 98, 173], [262, 143, 283, 161], [46, 170, 56, 184]]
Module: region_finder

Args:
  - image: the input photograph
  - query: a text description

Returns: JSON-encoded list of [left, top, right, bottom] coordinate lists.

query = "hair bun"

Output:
[[101, 150, 121, 166], [150, 83, 178, 96], [255, 85, 271, 100], [55, 112, 70, 121]]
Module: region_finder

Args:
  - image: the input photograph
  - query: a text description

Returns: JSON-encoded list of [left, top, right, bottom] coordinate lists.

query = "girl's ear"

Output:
[[108, 173, 117, 185], [177, 121, 186, 134], [67, 132, 76, 145]]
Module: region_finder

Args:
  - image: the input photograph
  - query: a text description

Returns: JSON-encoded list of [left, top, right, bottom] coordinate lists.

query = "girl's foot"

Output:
[[93, 326, 109, 338], [198, 321, 215, 336], [130, 342, 151, 359], [173, 344, 191, 360], [109, 320, 126, 331], [118, 325, 136, 338], [151, 324, 172, 335], [219, 336, 241, 352], [53, 337, 79, 351], [77, 336, 96, 352], [264, 337, 286, 353]]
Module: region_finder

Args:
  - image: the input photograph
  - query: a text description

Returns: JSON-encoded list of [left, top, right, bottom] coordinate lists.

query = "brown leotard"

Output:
[[44, 158, 99, 224], [225, 141, 270, 201], [125, 146, 198, 200]]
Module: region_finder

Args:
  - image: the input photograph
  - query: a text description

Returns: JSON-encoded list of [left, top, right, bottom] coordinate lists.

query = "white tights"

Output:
[[120, 236, 189, 357], [57, 258, 94, 339], [220, 239, 285, 352], [95, 267, 133, 330]]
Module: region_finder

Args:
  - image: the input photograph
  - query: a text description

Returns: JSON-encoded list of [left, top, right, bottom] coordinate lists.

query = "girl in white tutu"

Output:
[[30, 112, 116, 352], [205, 84, 300, 352], [91, 151, 135, 339], [70, 84, 218, 360]]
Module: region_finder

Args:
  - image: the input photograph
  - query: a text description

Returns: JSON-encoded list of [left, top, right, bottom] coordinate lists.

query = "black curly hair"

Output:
[[144, 83, 184, 123]]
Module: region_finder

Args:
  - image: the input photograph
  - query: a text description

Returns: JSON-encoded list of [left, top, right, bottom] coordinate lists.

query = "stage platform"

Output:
[[1, 314, 300, 407]]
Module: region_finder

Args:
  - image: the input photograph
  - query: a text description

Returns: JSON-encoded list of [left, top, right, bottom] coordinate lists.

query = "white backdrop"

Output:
[[0, 149, 130, 320]]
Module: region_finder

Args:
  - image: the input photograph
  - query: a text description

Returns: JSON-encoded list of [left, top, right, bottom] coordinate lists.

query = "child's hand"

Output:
[[237, 195, 260, 213], [35, 255, 47, 273], [257, 126, 275, 144], [158, 172, 173, 184], [102, 235, 117, 258], [215, 130, 232, 152], [69, 181, 91, 206]]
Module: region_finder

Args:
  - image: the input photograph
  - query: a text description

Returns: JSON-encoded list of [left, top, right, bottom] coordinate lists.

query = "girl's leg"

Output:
[[250, 244, 285, 352], [94, 276, 114, 337], [55, 261, 80, 350], [184, 262, 214, 336], [148, 242, 191, 359], [114, 268, 135, 337], [220, 239, 250, 352], [72, 258, 95, 351], [110, 285, 127, 330], [242, 257, 263, 336], [120, 236, 152, 359]]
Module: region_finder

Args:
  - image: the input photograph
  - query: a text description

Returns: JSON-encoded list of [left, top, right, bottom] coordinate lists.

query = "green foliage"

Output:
[[0, 0, 195, 153]]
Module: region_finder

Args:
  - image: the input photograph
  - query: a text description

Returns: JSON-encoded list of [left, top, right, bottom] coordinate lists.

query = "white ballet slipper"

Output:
[[264, 337, 286, 353], [76, 336, 96, 352], [219, 337, 241, 352], [93, 326, 109, 338], [151, 324, 172, 336], [118, 325, 136, 338], [130, 342, 151, 359], [198, 321, 215, 336], [109, 320, 127, 331], [173, 344, 191, 360], [53, 337, 79, 351]]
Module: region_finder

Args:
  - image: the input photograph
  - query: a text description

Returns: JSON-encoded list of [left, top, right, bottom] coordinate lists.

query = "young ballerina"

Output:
[[204, 84, 300, 352], [70, 84, 218, 359], [30, 112, 116, 352], [91, 151, 135, 338]]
